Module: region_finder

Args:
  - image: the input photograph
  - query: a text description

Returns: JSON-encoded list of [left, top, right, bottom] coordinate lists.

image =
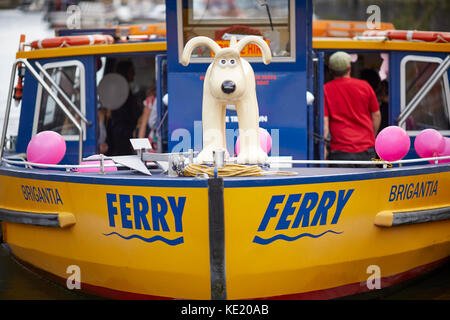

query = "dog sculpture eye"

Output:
[[229, 59, 236, 65], [220, 59, 227, 65]]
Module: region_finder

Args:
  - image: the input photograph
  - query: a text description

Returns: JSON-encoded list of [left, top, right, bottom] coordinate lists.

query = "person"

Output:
[[106, 60, 142, 156], [360, 68, 389, 131], [323, 51, 381, 167], [97, 107, 109, 154], [137, 86, 156, 140]]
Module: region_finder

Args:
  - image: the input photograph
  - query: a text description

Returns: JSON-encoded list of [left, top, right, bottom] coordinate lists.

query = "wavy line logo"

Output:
[[253, 230, 343, 245], [103, 232, 184, 246]]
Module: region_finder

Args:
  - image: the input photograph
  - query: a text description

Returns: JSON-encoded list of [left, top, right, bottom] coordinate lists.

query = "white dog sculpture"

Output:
[[180, 36, 272, 164]]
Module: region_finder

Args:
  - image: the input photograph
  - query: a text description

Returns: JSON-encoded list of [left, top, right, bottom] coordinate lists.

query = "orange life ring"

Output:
[[30, 34, 114, 49], [363, 30, 450, 43]]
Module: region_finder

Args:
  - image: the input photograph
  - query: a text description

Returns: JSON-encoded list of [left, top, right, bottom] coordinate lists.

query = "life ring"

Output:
[[30, 34, 114, 49], [363, 30, 450, 43]]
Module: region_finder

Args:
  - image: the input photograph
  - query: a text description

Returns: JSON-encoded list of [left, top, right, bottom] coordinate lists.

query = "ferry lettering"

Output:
[[133, 195, 151, 230], [258, 189, 354, 232], [311, 191, 336, 226], [388, 180, 438, 202], [276, 194, 301, 230], [291, 192, 318, 229], [119, 194, 133, 229], [21, 185, 63, 205], [151, 196, 169, 231], [106, 193, 186, 232]]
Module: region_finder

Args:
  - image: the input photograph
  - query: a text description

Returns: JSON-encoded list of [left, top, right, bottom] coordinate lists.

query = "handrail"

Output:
[[0, 58, 83, 165], [2, 155, 449, 172], [397, 55, 450, 126], [2, 158, 121, 170], [34, 61, 91, 126]]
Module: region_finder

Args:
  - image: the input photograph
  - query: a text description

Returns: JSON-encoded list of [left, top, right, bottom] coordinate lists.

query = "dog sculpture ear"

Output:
[[235, 36, 272, 65], [180, 36, 222, 66]]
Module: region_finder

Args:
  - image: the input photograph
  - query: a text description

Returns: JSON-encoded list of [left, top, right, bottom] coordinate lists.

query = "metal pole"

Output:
[[0, 60, 20, 165]]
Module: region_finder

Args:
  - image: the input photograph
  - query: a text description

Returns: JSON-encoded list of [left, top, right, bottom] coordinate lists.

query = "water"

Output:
[[0, 9, 53, 136], [0, 244, 97, 299]]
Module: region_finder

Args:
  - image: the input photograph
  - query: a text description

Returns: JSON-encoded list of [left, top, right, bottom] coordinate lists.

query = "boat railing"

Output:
[[397, 54, 450, 126], [0, 58, 84, 165], [1, 154, 449, 175]]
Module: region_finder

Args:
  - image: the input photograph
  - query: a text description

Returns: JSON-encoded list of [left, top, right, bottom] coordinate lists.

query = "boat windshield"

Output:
[[403, 59, 450, 133], [33, 61, 85, 141], [179, 0, 293, 61]]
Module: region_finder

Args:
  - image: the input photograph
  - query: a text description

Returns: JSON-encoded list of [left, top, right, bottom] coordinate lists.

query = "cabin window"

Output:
[[400, 56, 450, 135], [178, 0, 295, 62], [33, 60, 86, 141]]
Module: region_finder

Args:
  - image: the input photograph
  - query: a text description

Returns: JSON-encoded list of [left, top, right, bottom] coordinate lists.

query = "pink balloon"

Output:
[[26, 131, 66, 165], [436, 137, 450, 164], [375, 126, 410, 161], [235, 128, 272, 156], [76, 155, 117, 172], [414, 129, 445, 158]]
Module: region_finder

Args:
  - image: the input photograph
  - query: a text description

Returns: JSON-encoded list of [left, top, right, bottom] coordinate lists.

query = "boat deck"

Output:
[[1, 162, 447, 188]]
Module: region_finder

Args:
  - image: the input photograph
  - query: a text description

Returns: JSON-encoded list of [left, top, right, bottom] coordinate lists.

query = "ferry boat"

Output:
[[0, 0, 449, 300]]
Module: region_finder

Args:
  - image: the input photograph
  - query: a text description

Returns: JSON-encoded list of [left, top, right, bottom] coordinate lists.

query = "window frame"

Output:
[[176, 0, 296, 64], [400, 55, 450, 136], [32, 60, 86, 141]]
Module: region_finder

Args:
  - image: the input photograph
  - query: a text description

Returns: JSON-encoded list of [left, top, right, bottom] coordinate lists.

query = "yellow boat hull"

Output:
[[0, 165, 449, 299]]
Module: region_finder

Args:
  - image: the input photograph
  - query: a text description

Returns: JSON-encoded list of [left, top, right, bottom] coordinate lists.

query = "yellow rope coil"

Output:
[[184, 164, 298, 177], [371, 158, 393, 168]]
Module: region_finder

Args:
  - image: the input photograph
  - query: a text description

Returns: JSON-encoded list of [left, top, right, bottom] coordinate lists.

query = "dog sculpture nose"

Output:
[[221, 81, 236, 94]]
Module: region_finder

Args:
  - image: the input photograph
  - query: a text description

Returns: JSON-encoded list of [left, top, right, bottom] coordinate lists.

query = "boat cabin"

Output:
[[3, 0, 449, 166]]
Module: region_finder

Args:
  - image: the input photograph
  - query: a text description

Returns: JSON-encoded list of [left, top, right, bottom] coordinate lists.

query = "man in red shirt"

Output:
[[324, 51, 381, 167]]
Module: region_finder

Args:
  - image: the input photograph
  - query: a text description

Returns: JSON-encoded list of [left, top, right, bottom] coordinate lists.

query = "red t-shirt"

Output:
[[324, 77, 379, 153]]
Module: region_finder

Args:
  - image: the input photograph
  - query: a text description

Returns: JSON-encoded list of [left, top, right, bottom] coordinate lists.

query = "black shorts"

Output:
[[327, 148, 377, 168]]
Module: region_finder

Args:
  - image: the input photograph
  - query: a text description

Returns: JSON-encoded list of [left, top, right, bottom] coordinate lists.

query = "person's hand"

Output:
[[100, 143, 108, 154]]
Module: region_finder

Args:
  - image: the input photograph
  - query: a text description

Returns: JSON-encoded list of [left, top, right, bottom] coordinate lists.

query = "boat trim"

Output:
[[375, 206, 450, 227], [312, 38, 450, 53], [1, 159, 448, 188], [0, 208, 75, 228], [208, 178, 227, 300], [15, 42, 167, 60]]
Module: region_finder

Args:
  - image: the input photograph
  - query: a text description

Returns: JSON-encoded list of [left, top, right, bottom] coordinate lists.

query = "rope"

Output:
[[184, 163, 298, 177], [371, 158, 393, 168]]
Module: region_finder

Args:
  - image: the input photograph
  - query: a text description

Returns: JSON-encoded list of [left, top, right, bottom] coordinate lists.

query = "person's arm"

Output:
[[137, 107, 151, 138], [371, 110, 381, 136], [323, 116, 329, 160]]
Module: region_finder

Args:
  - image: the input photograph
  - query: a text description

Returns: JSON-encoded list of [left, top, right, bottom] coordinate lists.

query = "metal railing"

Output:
[[0, 58, 85, 165], [1, 154, 449, 174]]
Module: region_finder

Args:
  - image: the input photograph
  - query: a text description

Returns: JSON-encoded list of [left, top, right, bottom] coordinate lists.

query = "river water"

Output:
[[0, 8, 449, 301]]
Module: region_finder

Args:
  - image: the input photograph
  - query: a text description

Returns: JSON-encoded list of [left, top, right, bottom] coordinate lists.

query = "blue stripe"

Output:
[[1, 163, 448, 188], [0, 166, 208, 188], [103, 232, 184, 246], [253, 230, 343, 245], [223, 164, 450, 188]]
